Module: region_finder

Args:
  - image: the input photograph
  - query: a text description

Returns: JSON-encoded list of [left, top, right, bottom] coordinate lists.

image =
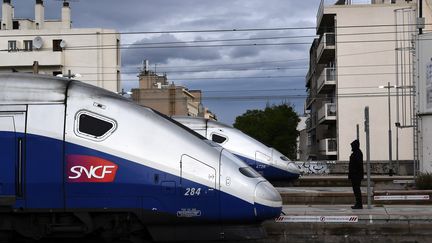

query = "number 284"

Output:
[[184, 187, 201, 196]]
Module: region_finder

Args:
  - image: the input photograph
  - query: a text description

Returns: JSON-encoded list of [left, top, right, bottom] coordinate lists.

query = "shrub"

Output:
[[415, 172, 432, 190]]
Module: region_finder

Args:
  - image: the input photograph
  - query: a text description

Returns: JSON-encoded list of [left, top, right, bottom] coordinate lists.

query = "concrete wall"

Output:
[[132, 87, 202, 116]]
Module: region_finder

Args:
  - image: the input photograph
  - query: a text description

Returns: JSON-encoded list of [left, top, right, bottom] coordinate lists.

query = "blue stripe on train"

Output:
[[234, 154, 300, 181], [0, 132, 281, 222]]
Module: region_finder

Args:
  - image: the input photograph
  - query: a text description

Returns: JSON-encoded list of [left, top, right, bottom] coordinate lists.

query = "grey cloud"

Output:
[[6, 0, 321, 31], [121, 34, 222, 66], [228, 46, 261, 58]]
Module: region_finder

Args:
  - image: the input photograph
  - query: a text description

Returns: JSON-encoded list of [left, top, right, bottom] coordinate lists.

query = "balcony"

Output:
[[317, 103, 336, 124], [305, 69, 312, 88], [0, 50, 62, 67], [317, 68, 336, 94], [316, 0, 337, 35], [317, 0, 325, 30], [306, 113, 317, 132], [317, 32, 335, 64], [319, 138, 337, 156], [305, 89, 316, 110], [306, 117, 311, 131]]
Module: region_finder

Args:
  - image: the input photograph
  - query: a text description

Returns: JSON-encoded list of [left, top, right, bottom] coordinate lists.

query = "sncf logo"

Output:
[[67, 155, 118, 183]]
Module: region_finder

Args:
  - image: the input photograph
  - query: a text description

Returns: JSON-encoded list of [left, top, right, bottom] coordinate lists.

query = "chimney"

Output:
[[61, 1, 71, 29], [2, 0, 13, 30], [144, 59, 149, 73], [35, 0, 44, 29]]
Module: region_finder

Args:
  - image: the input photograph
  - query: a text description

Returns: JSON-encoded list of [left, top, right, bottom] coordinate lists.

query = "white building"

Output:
[[417, 32, 432, 173], [297, 116, 308, 161], [305, 0, 431, 165], [0, 0, 121, 93]]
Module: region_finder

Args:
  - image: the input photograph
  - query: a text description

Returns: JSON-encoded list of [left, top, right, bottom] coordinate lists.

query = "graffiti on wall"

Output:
[[295, 161, 336, 175]]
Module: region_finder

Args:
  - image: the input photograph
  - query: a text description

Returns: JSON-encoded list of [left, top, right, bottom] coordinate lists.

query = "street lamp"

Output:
[[379, 82, 396, 176]]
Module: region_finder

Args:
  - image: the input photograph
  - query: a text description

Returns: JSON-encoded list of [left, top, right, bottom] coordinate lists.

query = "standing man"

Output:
[[349, 139, 364, 209]]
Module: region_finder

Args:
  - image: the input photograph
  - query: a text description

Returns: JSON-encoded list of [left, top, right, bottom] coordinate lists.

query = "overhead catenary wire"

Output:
[[1, 22, 431, 38], [57, 29, 422, 49], [68, 63, 411, 74], [134, 86, 413, 93], [65, 71, 401, 78], [63, 49, 411, 69], [1, 34, 421, 53], [42, 38, 423, 51], [124, 92, 415, 102]]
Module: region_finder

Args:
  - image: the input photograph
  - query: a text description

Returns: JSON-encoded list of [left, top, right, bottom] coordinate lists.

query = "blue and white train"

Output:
[[173, 116, 301, 181], [0, 74, 282, 242]]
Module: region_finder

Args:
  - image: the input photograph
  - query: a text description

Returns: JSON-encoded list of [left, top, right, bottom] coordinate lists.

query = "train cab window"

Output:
[[75, 111, 116, 141], [239, 167, 261, 178], [280, 156, 290, 161], [211, 133, 227, 144]]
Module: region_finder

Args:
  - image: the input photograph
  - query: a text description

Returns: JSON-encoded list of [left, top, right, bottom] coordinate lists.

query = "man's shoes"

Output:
[[351, 205, 363, 209]]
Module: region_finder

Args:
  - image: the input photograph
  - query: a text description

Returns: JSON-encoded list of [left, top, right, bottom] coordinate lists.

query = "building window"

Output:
[[8, 41, 17, 52], [53, 39, 63, 52], [23, 40, 33, 51], [12, 21, 19, 30]]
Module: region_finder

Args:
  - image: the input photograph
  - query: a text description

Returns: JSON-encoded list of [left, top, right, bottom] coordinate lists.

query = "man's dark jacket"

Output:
[[348, 140, 364, 180]]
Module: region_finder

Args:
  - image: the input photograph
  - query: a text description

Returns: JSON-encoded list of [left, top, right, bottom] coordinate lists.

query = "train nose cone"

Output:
[[254, 181, 282, 220], [287, 162, 301, 175]]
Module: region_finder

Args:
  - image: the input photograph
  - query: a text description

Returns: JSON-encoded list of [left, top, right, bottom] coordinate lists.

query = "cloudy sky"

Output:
[[8, 0, 324, 124]]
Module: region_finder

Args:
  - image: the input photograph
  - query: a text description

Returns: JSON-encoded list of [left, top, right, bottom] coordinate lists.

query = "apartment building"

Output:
[[417, 32, 432, 172], [0, 0, 121, 93], [305, 0, 427, 162], [131, 61, 215, 118]]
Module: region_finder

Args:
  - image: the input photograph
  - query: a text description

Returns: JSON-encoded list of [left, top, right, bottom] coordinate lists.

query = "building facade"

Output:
[[305, 0, 428, 163], [417, 32, 432, 173], [131, 61, 215, 118], [297, 116, 309, 161], [0, 0, 121, 93]]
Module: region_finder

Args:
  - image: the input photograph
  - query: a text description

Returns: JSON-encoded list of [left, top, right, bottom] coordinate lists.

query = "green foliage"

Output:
[[415, 172, 432, 190], [233, 103, 300, 159]]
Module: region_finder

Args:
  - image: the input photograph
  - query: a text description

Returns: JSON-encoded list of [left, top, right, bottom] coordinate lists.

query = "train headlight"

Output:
[[254, 181, 282, 208]]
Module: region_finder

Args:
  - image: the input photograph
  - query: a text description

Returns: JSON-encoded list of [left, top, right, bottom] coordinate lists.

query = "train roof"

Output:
[[0, 73, 128, 105], [0, 73, 71, 104], [172, 116, 233, 130]]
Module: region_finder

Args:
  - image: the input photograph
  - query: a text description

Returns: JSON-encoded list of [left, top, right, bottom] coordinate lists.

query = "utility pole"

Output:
[[419, 0, 423, 35], [356, 124, 359, 141], [387, 82, 393, 176], [365, 106, 372, 209], [379, 82, 395, 176]]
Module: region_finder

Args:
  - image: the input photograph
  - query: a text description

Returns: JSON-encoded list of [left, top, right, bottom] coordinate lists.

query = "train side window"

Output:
[[211, 133, 227, 144], [75, 111, 117, 141]]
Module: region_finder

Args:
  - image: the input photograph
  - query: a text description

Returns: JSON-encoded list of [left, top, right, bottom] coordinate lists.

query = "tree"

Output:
[[233, 103, 300, 159]]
